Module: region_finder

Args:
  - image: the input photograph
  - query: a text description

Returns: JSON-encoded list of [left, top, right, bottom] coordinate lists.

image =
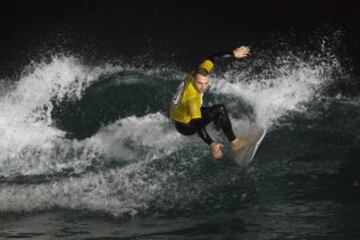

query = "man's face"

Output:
[[193, 74, 209, 93]]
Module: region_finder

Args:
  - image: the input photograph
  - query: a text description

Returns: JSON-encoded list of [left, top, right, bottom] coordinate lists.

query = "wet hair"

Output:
[[194, 67, 210, 77]]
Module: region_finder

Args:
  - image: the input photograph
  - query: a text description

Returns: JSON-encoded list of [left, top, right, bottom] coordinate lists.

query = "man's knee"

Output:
[[214, 104, 227, 115]]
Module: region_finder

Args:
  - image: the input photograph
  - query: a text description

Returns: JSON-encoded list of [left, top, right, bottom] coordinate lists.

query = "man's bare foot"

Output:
[[231, 137, 249, 152]]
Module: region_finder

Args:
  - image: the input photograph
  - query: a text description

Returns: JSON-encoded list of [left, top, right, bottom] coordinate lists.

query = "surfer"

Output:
[[170, 46, 251, 159]]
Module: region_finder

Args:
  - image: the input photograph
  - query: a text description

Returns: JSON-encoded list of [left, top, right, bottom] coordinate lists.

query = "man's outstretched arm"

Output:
[[199, 46, 251, 72], [208, 46, 251, 62]]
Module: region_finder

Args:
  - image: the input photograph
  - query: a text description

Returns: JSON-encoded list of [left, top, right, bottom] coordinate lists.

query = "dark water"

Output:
[[0, 1, 360, 239]]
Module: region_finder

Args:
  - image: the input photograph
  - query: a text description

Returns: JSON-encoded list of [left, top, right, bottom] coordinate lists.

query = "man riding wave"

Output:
[[170, 46, 251, 159]]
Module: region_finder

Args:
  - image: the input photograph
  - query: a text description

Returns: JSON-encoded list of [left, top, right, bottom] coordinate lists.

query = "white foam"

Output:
[[210, 60, 333, 129], [0, 52, 342, 216], [0, 56, 183, 177], [86, 113, 183, 161], [0, 156, 189, 216]]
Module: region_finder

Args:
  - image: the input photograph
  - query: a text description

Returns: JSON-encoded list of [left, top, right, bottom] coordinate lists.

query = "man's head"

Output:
[[193, 67, 210, 93]]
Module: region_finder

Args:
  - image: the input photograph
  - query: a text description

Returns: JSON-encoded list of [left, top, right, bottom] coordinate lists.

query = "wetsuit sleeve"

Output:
[[206, 51, 234, 63], [190, 119, 214, 145], [198, 51, 234, 73]]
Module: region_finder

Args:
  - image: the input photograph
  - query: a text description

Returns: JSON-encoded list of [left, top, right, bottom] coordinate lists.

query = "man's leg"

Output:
[[201, 104, 249, 151], [200, 104, 236, 142]]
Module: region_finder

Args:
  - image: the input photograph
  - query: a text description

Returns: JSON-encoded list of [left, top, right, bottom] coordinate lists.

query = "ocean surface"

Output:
[[0, 1, 360, 239]]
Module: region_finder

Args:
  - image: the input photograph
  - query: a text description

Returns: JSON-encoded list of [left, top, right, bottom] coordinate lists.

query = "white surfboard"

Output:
[[233, 125, 266, 167]]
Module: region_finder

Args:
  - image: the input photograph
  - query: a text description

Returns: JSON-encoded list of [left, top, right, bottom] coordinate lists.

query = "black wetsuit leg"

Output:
[[174, 104, 237, 145], [201, 104, 237, 142]]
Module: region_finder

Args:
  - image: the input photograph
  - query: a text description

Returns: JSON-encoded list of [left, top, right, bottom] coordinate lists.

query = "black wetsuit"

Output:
[[175, 104, 236, 145]]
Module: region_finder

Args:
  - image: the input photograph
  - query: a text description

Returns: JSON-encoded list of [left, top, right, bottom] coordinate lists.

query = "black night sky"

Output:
[[1, 0, 359, 75]]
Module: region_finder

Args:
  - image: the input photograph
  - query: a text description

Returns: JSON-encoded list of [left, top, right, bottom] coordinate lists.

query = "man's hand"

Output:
[[210, 142, 223, 159], [233, 46, 250, 59]]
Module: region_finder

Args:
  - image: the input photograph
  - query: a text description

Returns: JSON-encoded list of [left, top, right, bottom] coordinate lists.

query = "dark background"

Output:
[[0, 0, 359, 78]]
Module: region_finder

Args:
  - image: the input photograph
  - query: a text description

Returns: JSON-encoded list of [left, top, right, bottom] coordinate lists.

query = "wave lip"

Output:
[[0, 57, 132, 177], [211, 56, 336, 128]]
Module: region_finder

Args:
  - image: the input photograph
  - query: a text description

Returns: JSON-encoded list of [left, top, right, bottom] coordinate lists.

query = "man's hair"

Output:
[[194, 67, 210, 77]]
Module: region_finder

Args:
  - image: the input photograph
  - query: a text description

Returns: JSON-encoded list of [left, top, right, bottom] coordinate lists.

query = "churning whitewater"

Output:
[[0, 49, 343, 216]]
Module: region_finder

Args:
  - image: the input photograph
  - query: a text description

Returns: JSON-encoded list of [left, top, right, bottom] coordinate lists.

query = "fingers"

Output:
[[210, 143, 224, 159], [216, 149, 223, 159], [216, 144, 223, 158], [233, 46, 251, 58], [240, 48, 250, 54], [213, 150, 222, 159], [213, 144, 223, 159]]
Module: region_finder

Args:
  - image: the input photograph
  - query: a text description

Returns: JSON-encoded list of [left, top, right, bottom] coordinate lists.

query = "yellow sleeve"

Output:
[[198, 59, 214, 72], [188, 96, 202, 119]]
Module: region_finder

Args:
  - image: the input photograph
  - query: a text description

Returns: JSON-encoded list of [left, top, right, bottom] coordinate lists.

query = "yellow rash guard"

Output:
[[170, 59, 214, 123]]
